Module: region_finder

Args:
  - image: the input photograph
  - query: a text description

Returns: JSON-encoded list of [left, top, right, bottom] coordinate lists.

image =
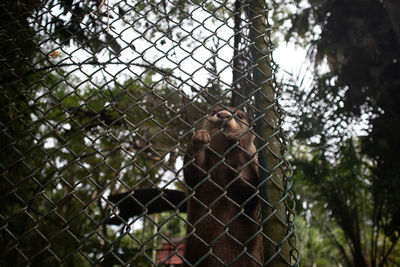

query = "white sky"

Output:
[[44, 1, 309, 97], [275, 42, 308, 80]]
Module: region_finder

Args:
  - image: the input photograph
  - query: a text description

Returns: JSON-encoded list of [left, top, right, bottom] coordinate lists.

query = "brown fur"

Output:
[[183, 106, 263, 266]]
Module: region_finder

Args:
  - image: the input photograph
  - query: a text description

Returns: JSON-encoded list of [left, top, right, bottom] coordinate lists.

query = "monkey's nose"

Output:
[[216, 111, 231, 120]]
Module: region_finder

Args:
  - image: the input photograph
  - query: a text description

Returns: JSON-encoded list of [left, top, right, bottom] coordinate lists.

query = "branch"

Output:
[[324, 225, 352, 266], [105, 188, 187, 225], [379, 234, 400, 267]]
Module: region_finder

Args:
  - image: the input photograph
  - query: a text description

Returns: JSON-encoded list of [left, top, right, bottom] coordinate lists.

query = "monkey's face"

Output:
[[205, 106, 253, 141]]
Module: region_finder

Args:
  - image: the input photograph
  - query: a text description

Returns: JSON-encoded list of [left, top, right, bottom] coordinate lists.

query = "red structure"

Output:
[[156, 239, 185, 266]]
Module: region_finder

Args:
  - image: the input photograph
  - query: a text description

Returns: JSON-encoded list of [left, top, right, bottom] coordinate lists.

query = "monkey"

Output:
[[183, 106, 263, 267], [106, 106, 263, 266]]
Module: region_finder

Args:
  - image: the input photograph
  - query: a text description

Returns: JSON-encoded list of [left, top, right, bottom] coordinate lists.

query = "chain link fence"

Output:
[[0, 0, 298, 265]]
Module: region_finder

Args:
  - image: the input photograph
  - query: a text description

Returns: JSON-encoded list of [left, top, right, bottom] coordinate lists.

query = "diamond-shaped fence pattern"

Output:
[[0, 0, 298, 266]]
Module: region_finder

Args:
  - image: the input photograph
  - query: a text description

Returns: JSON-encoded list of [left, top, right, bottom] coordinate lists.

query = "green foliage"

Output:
[[0, 3, 194, 264], [1, 63, 193, 266], [274, 0, 400, 265], [295, 217, 343, 266]]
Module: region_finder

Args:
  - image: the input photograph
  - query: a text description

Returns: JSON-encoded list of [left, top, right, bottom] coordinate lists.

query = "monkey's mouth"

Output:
[[212, 118, 225, 125], [206, 110, 237, 134], [208, 117, 229, 127]]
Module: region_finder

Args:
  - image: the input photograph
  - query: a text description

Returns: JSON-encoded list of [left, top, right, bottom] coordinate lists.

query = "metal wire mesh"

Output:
[[0, 0, 298, 266]]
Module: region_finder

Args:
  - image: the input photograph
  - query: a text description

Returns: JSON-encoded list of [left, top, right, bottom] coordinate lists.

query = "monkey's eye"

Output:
[[237, 113, 244, 120]]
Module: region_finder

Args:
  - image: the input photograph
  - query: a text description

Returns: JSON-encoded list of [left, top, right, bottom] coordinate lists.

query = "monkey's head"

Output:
[[203, 106, 256, 154]]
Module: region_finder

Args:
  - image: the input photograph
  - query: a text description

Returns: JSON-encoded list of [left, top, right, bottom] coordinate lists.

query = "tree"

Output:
[[272, 0, 400, 265]]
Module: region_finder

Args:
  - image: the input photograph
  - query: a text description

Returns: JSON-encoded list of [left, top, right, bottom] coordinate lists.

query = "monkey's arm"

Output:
[[183, 129, 210, 188], [105, 189, 187, 225]]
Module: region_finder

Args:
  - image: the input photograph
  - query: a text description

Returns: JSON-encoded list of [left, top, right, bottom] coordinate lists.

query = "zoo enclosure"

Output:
[[0, 0, 298, 266]]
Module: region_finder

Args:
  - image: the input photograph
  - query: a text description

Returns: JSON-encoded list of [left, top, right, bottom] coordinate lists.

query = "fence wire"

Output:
[[0, 0, 298, 266]]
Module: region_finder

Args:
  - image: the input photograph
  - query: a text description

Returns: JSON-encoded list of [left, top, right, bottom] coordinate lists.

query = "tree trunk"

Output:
[[232, 0, 242, 107], [249, 0, 293, 265]]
